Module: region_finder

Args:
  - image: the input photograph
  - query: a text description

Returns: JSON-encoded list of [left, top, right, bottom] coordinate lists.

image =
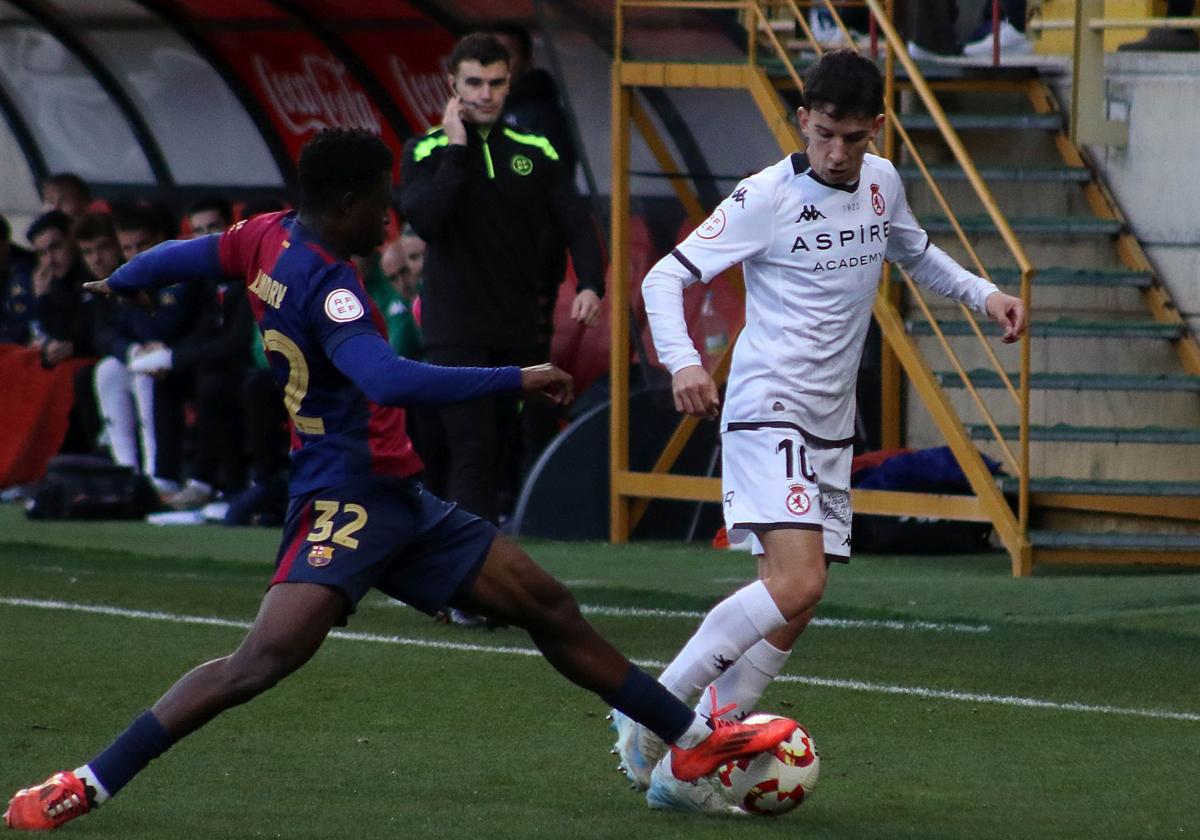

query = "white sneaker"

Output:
[[645, 752, 743, 815], [808, 9, 843, 45], [165, 479, 213, 511], [908, 41, 956, 62], [609, 710, 666, 791], [962, 20, 1032, 58]]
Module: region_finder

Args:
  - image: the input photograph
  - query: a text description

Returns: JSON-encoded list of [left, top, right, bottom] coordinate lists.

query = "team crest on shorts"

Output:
[[308, 544, 335, 567], [785, 484, 811, 516]]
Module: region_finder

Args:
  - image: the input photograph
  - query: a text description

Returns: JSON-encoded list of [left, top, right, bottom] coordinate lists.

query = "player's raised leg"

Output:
[[4, 583, 345, 831], [454, 534, 797, 782]]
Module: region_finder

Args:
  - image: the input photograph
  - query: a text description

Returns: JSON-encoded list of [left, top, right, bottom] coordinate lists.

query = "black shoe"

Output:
[[1118, 28, 1199, 52]]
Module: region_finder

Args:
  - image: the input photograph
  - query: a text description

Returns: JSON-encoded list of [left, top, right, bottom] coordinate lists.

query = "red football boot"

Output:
[[4, 771, 91, 831]]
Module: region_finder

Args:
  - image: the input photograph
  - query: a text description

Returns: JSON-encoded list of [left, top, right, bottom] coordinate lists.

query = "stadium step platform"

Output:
[[998, 476, 1200, 496], [898, 112, 1064, 131], [897, 165, 1092, 183], [1030, 530, 1200, 550], [970, 424, 1200, 444], [982, 267, 1153, 288], [936, 370, 1200, 391], [910, 318, 1183, 340], [922, 215, 1125, 236]]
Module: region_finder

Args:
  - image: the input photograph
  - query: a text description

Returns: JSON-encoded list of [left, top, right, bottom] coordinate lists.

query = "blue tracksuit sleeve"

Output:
[[331, 330, 522, 406], [106, 236, 223, 293]]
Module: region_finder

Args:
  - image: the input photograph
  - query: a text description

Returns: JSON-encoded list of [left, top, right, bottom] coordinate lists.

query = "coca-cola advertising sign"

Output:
[[336, 29, 457, 133], [210, 30, 406, 175], [253, 53, 380, 135]]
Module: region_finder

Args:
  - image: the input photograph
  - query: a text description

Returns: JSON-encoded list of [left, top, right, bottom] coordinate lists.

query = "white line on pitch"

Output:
[[379, 598, 991, 634], [3, 596, 1192, 723]]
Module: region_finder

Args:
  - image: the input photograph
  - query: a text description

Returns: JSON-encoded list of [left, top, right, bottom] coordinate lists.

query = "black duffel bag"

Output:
[[26, 454, 159, 520]]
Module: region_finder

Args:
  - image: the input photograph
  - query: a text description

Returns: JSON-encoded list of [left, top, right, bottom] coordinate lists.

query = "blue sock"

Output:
[[88, 711, 174, 797], [603, 667, 693, 744]]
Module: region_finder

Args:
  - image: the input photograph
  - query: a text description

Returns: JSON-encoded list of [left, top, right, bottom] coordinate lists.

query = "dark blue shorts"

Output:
[[271, 476, 496, 622]]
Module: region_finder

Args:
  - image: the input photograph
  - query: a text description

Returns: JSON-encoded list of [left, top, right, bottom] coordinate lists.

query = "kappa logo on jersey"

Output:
[[795, 204, 825, 223], [324, 289, 364, 322], [731, 188, 747, 208], [307, 544, 335, 567], [870, 183, 886, 216], [697, 208, 727, 239], [786, 484, 811, 516]]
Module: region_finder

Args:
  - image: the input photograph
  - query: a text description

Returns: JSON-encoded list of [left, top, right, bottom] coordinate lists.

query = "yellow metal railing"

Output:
[[611, 0, 1036, 570]]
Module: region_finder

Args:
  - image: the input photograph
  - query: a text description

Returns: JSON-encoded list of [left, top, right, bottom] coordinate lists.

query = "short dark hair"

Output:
[[802, 49, 883, 120], [113, 202, 172, 238], [186, 195, 233, 225], [491, 23, 532, 65], [449, 33, 511, 74], [297, 129, 393, 214], [0, 212, 9, 242], [73, 212, 118, 243], [27, 210, 73, 243], [40, 172, 91, 202], [240, 195, 287, 220]]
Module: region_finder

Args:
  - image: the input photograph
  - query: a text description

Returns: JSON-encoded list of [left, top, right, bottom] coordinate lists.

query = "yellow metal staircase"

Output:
[[607, 0, 1200, 574]]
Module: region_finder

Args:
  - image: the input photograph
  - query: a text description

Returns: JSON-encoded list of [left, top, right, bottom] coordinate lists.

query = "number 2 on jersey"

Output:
[[263, 329, 325, 435]]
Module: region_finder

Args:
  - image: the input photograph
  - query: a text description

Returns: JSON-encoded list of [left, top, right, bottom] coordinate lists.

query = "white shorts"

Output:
[[721, 422, 853, 561]]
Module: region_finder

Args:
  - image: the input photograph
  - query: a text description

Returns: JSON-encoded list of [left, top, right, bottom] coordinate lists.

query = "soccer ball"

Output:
[[715, 713, 820, 815]]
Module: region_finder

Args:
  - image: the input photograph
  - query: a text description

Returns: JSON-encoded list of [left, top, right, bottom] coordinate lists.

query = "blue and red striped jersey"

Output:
[[219, 211, 423, 494]]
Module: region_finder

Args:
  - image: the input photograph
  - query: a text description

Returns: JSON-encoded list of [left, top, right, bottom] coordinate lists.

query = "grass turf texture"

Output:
[[1, 506, 1198, 838]]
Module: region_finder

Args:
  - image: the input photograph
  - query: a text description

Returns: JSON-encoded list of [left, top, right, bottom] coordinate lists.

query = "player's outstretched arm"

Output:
[[672, 364, 720, 420], [984, 291, 1027, 344], [84, 236, 222, 301], [519, 363, 574, 406]]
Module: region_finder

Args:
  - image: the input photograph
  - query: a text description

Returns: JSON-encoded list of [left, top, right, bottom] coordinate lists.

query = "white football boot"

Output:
[[608, 709, 667, 791], [645, 752, 743, 815]]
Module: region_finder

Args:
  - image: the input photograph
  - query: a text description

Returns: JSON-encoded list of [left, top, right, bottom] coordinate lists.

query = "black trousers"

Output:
[[241, 367, 289, 485], [192, 365, 247, 491], [423, 345, 542, 525]]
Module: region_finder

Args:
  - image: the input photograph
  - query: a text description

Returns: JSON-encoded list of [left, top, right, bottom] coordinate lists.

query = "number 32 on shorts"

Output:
[[305, 501, 368, 549]]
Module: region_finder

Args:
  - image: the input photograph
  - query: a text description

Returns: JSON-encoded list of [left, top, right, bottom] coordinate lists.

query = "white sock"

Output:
[[658, 580, 787, 703], [672, 714, 714, 750], [695, 639, 792, 722], [94, 358, 138, 469], [132, 372, 157, 476], [72, 764, 110, 806]]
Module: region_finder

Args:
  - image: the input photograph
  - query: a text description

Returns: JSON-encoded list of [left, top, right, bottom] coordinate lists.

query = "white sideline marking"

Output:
[[2, 596, 1195, 723], [383, 599, 993, 635]]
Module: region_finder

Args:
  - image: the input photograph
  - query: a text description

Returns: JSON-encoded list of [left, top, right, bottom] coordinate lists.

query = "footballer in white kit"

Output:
[[617, 50, 1026, 814], [647, 148, 999, 558]]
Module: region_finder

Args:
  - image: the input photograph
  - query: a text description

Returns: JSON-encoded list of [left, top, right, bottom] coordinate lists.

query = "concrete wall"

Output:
[[1051, 52, 1200, 336]]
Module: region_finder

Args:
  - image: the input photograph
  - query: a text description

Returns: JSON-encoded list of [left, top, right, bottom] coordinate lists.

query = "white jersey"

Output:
[[642, 151, 999, 443]]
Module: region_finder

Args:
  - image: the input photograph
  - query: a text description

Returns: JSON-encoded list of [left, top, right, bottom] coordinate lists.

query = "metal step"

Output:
[[983, 267, 1152, 288], [897, 165, 1091, 183], [937, 370, 1200, 392], [1030, 530, 1200, 550], [899, 112, 1063, 131], [910, 318, 1183, 340], [970, 424, 1200, 444], [923, 215, 1125, 236], [999, 476, 1200, 496]]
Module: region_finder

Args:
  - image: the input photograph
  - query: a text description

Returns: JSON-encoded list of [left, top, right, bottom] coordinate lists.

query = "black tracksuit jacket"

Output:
[[399, 121, 604, 352]]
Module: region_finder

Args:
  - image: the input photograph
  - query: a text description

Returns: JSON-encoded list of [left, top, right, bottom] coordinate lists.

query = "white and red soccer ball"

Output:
[[715, 714, 820, 816]]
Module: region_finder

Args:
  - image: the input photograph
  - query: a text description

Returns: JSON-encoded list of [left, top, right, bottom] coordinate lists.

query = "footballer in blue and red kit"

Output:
[[106, 210, 523, 622]]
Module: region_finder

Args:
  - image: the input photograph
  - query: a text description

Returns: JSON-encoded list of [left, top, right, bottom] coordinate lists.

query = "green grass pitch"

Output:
[[1, 505, 1198, 839]]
